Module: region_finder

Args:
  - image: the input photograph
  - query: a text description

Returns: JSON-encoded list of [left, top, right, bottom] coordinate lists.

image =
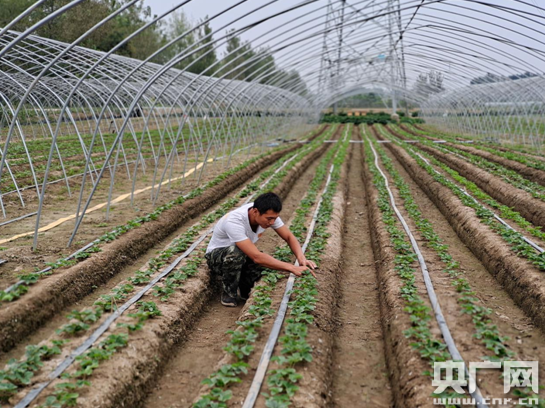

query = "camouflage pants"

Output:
[[205, 245, 264, 298]]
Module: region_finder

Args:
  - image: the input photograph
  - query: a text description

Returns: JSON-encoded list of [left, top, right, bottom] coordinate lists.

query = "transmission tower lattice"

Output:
[[318, 0, 408, 113]]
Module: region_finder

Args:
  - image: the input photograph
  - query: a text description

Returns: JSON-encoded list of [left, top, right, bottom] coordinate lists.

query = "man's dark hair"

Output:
[[253, 192, 282, 214]]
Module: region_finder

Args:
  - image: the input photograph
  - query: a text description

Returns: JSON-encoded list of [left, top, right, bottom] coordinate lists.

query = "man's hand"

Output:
[[290, 264, 312, 277], [290, 259, 318, 278], [299, 258, 317, 270], [236, 237, 318, 278]]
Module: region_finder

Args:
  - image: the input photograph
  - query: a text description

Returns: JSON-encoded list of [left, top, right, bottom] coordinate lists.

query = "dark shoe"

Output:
[[221, 292, 238, 307], [238, 280, 252, 301]]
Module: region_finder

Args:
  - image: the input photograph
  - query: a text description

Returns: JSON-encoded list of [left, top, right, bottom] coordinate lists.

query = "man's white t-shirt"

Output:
[[206, 203, 284, 253]]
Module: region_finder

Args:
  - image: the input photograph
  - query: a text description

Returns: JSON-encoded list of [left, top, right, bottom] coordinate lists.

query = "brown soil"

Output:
[[382, 140, 545, 336], [0, 157, 305, 369], [0, 144, 301, 353], [383, 125, 545, 248], [0, 151, 247, 279], [66, 256, 217, 408], [328, 142, 392, 408], [0, 177, 213, 282], [9, 122, 545, 407], [404, 123, 545, 162], [444, 142, 545, 187], [416, 142, 545, 229], [0, 126, 326, 280]]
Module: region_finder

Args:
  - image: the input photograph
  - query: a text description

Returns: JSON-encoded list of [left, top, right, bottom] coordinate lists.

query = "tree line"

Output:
[[0, 0, 307, 94]]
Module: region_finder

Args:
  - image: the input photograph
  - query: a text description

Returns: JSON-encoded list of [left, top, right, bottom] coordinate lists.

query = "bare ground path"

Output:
[[328, 143, 392, 407]]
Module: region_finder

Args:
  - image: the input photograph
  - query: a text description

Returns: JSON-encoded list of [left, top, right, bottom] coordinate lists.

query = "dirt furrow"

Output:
[[444, 142, 545, 187], [328, 142, 391, 407], [414, 142, 545, 230]]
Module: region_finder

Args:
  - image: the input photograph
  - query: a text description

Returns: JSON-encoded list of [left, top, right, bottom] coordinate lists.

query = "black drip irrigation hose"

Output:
[[366, 136, 488, 407]]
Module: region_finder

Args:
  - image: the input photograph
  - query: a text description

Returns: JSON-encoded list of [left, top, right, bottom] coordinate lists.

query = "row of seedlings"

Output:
[[375, 125, 545, 272], [401, 136, 545, 246], [398, 124, 545, 164], [393, 124, 545, 197], [409, 124, 545, 170], [378, 125, 545, 312], [366, 133, 513, 360], [434, 143, 545, 201], [378, 123, 545, 230], [194, 125, 350, 408], [362, 130, 462, 406], [402, 123, 545, 161], [371, 126, 545, 406], [394, 123, 545, 193], [380, 125, 545, 242], [0, 126, 192, 194], [0, 150, 265, 302], [0, 125, 334, 408], [262, 127, 351, 408], [1, 120, 230, 176]]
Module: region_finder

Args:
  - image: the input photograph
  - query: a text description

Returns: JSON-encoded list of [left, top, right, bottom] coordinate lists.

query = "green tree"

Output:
[[163, 9, 196, 71], [187, 17, 217, 75], [273, 69, 308, 96], [220, 30, 255, 80], [251, 48, 276, 83], [0, 0, 165, 61], [101, 1, 165, 60], [0, 0, 35, 31]]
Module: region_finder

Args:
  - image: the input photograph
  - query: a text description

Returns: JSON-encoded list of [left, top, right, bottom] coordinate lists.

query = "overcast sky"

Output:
[[140, 0, 545, 92]]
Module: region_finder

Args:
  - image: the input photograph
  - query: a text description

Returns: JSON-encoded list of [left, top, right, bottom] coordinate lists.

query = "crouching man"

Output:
[[205, 192, 316, 307]]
